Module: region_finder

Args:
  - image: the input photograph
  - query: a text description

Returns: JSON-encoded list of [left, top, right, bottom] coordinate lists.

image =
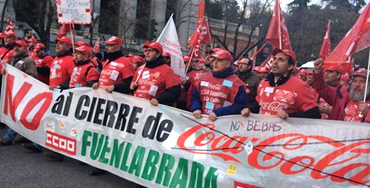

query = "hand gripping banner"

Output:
[[1, 64, 370, 188]]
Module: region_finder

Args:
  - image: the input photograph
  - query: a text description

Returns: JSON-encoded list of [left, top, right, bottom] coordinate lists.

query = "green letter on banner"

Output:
[[81, 130, 92, 156], [189, 161, 205, 188], [109, 139, 125, 168], [155, 153, 175, 186], [169, 158, 188, 188], [128, 146, 146, 176], [141, 149, 160, 181], [205, 167, 218, 188]]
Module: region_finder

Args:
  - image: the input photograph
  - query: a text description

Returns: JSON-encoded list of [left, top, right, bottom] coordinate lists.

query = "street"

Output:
[[0, 128, 139, 188]]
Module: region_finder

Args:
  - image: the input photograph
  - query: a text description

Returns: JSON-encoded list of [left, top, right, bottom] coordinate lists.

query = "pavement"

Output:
[[0, 128, 140, 188]]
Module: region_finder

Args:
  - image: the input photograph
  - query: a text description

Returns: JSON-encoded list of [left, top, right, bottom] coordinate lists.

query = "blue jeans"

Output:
[[3, 127, 17, 141]]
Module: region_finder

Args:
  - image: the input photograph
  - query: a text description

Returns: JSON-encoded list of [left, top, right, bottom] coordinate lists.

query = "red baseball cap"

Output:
[[34, 43, 46, 51], [211, 49, 233, 62], [75, 45, 92, 55], [15, 40, 27, 46], [340, 74, 350, 82], [199, 58, 206, 64], [253, 66, 261, 72], [258, 67, 270, 73], [307, 71, 313, 76], [4, 30, 16, 38], [28, 37, 37, 44], [272, 48, 297, 64], [104, 36, 123, 47], [183, 55, 190, 62], [76, 40, 90, 47], [325, 64, 344, 74], [131, 55, 144, 63], [233, 60, 240, 67], [352, 68, 367, 78], [56, 36, 72, 46], [298, 69, 307, 75], [143, 42, 163, 54], [162, 52, 171, 57]]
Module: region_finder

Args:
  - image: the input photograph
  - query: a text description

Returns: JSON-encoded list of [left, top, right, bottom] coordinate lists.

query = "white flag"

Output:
[[156, 15, 185, 77]]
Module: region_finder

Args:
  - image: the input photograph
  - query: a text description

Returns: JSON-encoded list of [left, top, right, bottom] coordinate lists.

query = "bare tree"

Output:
[[13, 0, 55, 48], [210, 0, 273, 59]]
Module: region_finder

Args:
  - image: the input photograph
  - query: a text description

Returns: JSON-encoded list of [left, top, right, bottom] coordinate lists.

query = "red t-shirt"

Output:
[[133, 64, 180, 100], [29, 50, 37, 61], [186, 69, 209, 109], [195, 73, 245, 115], [344, 100, 370, 122], [69, 62, 99, 88], [49, 55, 75, 86], [35, 55, 53, 85], [99, 57, 134, 87], [256, 76, 317, 115]]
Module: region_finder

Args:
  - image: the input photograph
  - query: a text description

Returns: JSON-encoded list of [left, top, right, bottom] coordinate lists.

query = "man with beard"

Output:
[[191, 49, 248, 121], [49, 36, 75, 90], [242, 48, 321, 119], [130, 42, 181, 106], [313, 59, 370, 122], [34, 43, 53, 85], [237, 57, 261, 113], [92, 36, 134, 94], [0, 40, 37, 145]]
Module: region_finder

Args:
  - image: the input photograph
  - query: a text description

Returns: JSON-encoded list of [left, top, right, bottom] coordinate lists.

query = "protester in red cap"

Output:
[[33, 43, 53, 85], [191, 49, 248, 121], [237, 57, 261, 113], [0, 40, 37, 146], [92, 36, 134, 94], [27, 38, 38, 60], [306, 71, 314, 86], [0, 30, 16, 65], [233, 60, 240, 73], [298, 69, 308, 81], [257, 66, 269, 80], [76, 40, 102, 72], [185, 57, 209, 110], [131, 55, 144, 70], [130, 42, 181, 106], [340, 73, 350, 88], [162, 52, 171, 66], [314, 59, 370, 122], [43, 36, 75, 160], [242, 48, 321, 119], [49, 36, 75, 90], [69, 45, 99, 88]]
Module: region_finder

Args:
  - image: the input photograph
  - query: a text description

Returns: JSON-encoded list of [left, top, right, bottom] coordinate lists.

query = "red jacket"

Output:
[[99, 56, 134, 87], [49, 54, 75, 87], [35, 55, 53, 85], [313, 72, 369, 122]]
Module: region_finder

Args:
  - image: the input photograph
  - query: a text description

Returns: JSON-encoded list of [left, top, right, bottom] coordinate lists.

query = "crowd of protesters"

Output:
[[0, 27, 369, 180]]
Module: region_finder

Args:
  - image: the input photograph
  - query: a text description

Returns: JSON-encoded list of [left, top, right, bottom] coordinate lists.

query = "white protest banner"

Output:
[[1, 64, 370, 188], [56, 0, 92, 24], [156, 15, 185, 77]]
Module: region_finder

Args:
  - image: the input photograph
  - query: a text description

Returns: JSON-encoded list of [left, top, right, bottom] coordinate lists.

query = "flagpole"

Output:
[[251, 42, 267, 60], [277, 0, 282, 49], [185, 47, 195, 74], [364, 49, 370, 101]]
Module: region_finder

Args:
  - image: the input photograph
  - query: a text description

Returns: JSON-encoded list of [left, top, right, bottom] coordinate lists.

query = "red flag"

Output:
[[324, 3, 370, 74], [265, 0, 292, 50], [197, 1, 205, 26], [5, 19, 14, 32], [320, 20, 331, 60], [187, 18, 211, 46], [260, 55, 273, 70], [57, 23, 72, 38], [93, 37, 100, 53], [251, 43, 267, 60]]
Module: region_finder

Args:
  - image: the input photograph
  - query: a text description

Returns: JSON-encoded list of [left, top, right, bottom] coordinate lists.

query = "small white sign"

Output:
[[56, 0, 92, 24]]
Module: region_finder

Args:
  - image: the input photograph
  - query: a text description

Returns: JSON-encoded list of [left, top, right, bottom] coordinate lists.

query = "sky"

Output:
[[280, 0, 370, 11]]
